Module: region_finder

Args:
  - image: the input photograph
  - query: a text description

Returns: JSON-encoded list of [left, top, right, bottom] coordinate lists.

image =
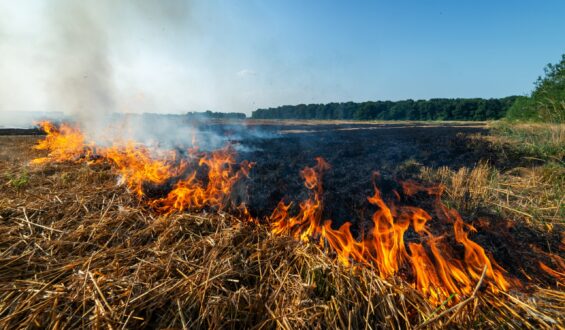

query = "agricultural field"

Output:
[[0, 121, 563, 329], [2, 1, 564, 329]]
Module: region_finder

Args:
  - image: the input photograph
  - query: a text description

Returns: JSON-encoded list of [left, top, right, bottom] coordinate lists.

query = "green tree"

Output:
[[507, 54, 565, 123]]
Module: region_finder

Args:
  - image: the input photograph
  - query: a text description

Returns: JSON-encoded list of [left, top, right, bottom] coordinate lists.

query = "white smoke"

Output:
[[1, 1, 192, 128], [0, 0, 285, 145], [47, 1, 115, 126]]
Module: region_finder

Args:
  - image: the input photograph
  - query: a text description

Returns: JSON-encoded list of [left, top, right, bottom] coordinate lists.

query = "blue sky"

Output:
[[211, 1, 565, 105], [0, 0, 564, 115]]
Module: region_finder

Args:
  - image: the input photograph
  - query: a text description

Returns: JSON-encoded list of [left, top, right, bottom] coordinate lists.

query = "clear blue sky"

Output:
[[209, 0, 565, 105], [1, 0, 564, 115]]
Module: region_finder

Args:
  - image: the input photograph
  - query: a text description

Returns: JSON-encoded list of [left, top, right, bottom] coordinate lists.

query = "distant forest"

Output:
[[186, 111, 246, 120], [251, 97, 518, 121]]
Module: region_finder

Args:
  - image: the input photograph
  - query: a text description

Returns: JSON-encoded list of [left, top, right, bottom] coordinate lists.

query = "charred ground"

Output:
[[227, 121, 562, 286], [190, 121, 534, 219], [0, 121, 552, 230]]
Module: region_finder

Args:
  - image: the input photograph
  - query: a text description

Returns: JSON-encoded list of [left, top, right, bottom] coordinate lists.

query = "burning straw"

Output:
[[0, 122, 563, 328]]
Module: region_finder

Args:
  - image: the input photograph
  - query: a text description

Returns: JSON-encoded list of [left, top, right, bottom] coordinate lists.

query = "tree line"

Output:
[[251, 97, 518, 121]]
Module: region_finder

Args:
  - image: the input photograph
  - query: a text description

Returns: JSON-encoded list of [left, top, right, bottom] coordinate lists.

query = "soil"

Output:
[[0, 128, 44, 135]]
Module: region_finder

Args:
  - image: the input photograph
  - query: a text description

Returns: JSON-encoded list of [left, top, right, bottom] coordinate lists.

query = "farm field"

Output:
[[3, 2, 564, 329], [0, 121, 563, 329]]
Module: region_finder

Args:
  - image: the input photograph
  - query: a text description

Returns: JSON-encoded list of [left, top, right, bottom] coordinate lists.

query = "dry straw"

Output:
[[0, 136, 563, 329]]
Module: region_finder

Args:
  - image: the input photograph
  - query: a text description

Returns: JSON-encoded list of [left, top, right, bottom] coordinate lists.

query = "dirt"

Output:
[[0, 128, 44, 136]]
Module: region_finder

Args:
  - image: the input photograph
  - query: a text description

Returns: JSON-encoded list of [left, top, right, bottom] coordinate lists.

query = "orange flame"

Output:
[[539, 262, 565, 282], [269, 158, 515, 302], [32, 121, 252, 213], [150, 148, 253, 214], [32, 121, 94, 164], [532, 246, 565, 284], [103, 143, 186, 197], [271, 157, 329, 241], [33, 122, 548, 302]]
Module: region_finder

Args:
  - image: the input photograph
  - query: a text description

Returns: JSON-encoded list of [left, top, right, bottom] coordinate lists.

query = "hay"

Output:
[[0, 137, 563, 329]]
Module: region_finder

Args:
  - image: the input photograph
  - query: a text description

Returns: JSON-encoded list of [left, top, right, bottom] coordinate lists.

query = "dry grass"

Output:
[[0, 136, 564, 329], [416, 123, 564, 227], [419, 162, 564, 226]]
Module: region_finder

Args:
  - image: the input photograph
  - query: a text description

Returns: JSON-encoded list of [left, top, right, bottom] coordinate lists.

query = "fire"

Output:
[[532, 246, 565, 283], [149, 148, 253, 214], [539, 262, 565, 282], [103, 143, 186, 197], [32, 121, 563, 303], [32, 121, 252, 213], [269, 158, 514, 303], [271, 157, 328, 241], [32, 121, 94, 164]]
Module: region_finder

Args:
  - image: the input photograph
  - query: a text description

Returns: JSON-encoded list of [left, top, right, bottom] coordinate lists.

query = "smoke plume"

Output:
[[48, 1, 115, 125], [0, 1, 193, 125]]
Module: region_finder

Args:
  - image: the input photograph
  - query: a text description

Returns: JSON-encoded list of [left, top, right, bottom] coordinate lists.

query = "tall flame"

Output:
[[149, 148, 253, 214], [104, 143, 186, 197], [269, 158, 514, 303], [32, 121, 94, 164]]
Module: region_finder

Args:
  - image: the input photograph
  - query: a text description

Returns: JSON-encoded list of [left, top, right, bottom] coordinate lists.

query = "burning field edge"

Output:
[[0, 124, 563, 329]]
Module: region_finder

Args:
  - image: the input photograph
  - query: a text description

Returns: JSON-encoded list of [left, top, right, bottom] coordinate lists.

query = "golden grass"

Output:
[[417, 123, 564, 227]]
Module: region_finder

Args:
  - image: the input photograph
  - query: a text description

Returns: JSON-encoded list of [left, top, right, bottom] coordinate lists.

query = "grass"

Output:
[[5, 169, 29, 189], [406, 123, 564, 227], [489, 122, 565, 162], [418, 162, 564, 227], [0, 160, 447, 329]]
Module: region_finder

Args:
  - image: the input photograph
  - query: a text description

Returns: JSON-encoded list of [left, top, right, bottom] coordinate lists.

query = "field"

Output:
[[0, 121, 563, 329]]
